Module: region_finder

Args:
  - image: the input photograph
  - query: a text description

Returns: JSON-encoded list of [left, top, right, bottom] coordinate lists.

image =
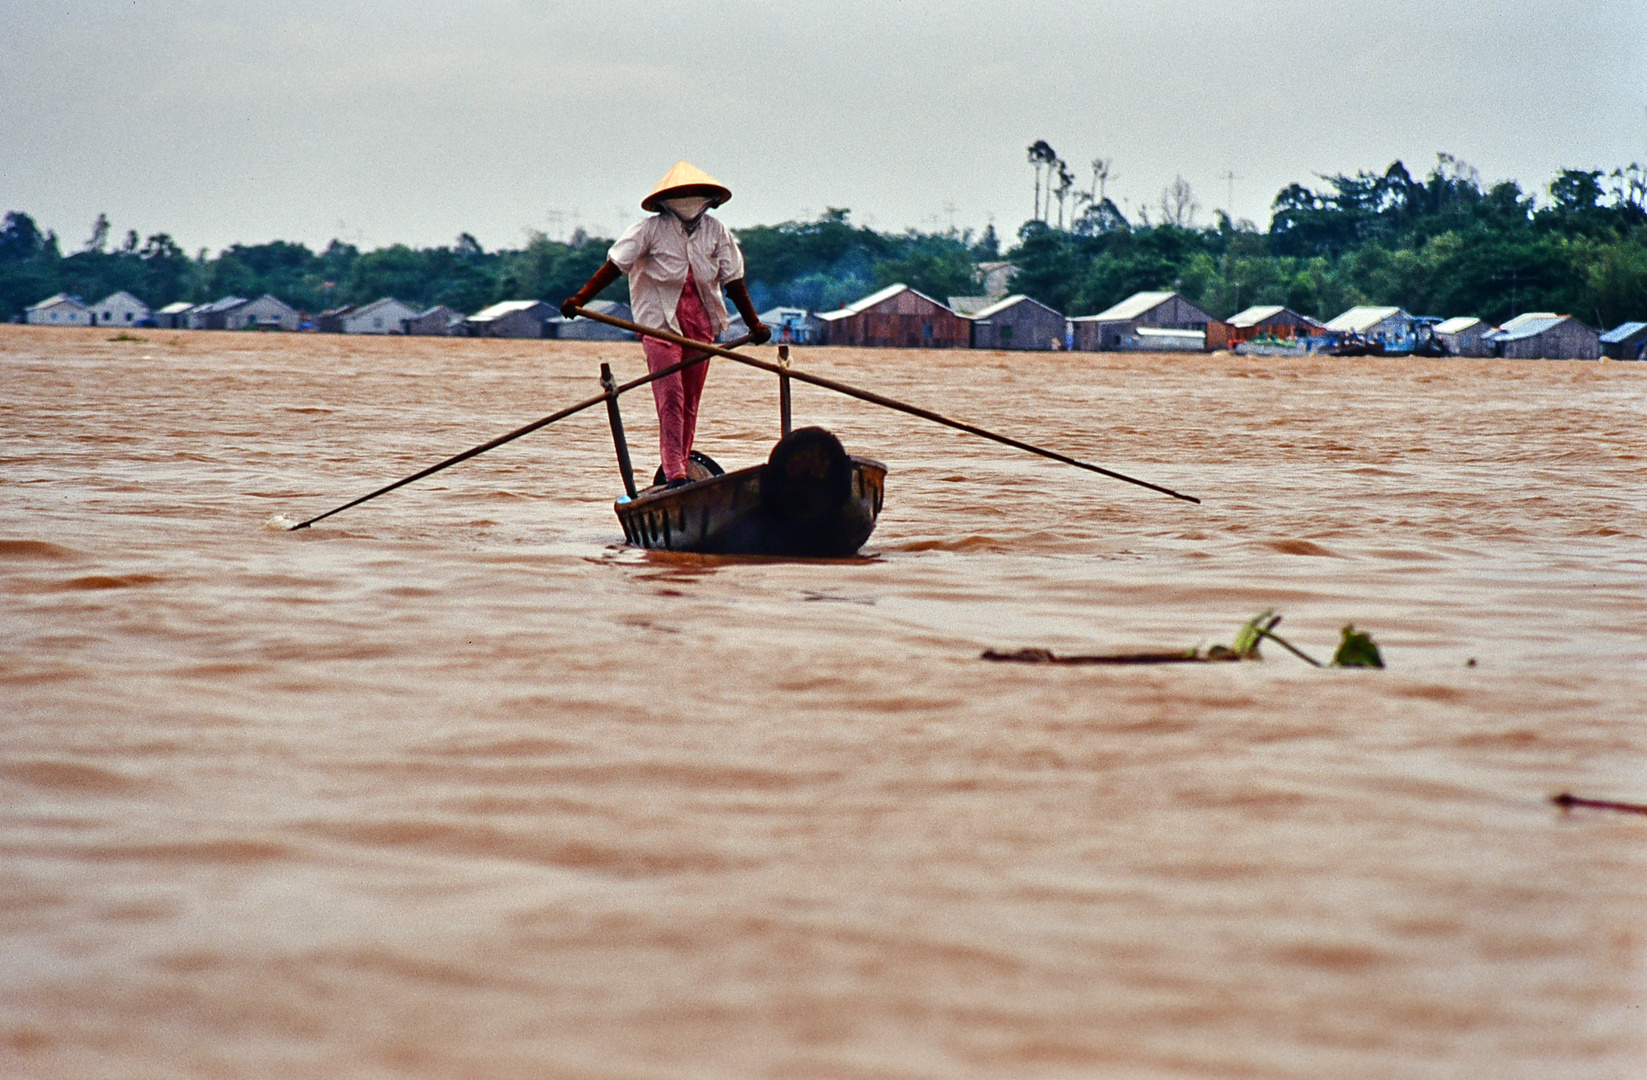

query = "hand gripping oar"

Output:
[[572, 306, 1200, 504], [287, 334, 749, 530]]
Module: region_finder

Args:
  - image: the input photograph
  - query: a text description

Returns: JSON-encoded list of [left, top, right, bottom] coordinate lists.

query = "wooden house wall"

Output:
[[1601, 327, 1647, 359], [1211, 309, 1314, 350], [403, 307, 458, 336], [1244, 310, 1310, 337], [1074, 294, 1216, 351], [1136, 295, 1214, 330], [1497, 320, 1600, 360], [827, 291, 969, 348], [972, 300, 1065, 350], [1437, 326, 1490, 357], [1071, 319, 1131, 351]]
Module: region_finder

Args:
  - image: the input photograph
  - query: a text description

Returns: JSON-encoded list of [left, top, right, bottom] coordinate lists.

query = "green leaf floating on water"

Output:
[[1332, 625, 1384, 668], [1229, 609, 1281, 660]]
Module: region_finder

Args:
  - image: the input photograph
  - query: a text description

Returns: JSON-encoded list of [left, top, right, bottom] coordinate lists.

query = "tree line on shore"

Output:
[[3, 154, 1644, 329]]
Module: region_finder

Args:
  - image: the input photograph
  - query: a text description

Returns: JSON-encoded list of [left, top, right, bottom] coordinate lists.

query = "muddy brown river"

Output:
[[2, 326, 1644, 1078]]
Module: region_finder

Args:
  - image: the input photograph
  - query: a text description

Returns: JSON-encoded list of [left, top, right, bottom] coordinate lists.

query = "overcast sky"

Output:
[[4, 0, 1643, 255]]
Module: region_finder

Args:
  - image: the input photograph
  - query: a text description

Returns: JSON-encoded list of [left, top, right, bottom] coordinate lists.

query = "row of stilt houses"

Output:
[[20, 291, 637, 340], [800, 283, 1641, 360], [22, 285, 1647, 361]]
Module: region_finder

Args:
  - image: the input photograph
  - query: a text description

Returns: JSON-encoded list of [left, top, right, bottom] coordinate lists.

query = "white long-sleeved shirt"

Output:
[[607, 213, 745, 337]]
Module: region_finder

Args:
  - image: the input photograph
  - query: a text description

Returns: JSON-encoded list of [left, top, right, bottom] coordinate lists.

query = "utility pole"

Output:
[[943, 201, 958, 232]]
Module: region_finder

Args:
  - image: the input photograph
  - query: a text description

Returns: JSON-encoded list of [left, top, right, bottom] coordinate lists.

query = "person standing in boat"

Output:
[[562, 162, 769, 488]]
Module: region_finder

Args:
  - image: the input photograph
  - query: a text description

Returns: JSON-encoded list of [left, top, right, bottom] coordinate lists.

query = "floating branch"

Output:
[[981, 648, 1205, 665], [982, 610, 1384, 668]]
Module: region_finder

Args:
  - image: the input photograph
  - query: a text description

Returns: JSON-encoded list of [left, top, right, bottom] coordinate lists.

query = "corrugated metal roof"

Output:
[[1434, 316, 1482, 335], [1085, 291, 1177, 322], [969, 294, 1059, 321], [1226, 304, 1286, 328], [243, 294, 297, 312], [157, 301, 194, 314], [29, 292, 86, 310], [821, 283, 956, 317], [349, 297, 410, 318], [1324, 306, 1404, 333], [1600, 321, 1647, 343], [469, 300, 546, 321], [1486, 314, 1567, 342], [840, 283, 908, 314], [1496, 311, 1560, 332]]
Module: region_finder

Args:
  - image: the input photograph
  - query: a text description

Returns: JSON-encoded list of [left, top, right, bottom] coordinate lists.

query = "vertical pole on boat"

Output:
[[599, 363, 637, 499], [777, 345, 793, 438]]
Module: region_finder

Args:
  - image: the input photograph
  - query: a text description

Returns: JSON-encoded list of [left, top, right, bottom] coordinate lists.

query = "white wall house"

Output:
[[26, 293, 92, 326], [340, 297, 419, 334], [225, 295, 301, 331], [91, 290, 151, 328]]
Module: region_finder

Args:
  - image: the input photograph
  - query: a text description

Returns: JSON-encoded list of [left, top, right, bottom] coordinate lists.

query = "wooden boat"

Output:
[[614, 427, 886, 557]]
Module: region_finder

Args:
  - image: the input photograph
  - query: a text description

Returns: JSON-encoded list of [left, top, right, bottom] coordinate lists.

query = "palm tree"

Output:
[[1027, 141, 1057, 221], [1054, 159, 1076, 229]]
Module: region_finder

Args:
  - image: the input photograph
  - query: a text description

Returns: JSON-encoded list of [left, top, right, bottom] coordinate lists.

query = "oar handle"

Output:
[[569, 306, 1200, 504]]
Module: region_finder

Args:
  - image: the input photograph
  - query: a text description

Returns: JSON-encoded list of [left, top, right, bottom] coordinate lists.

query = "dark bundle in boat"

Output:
[[614, 428, 885, 558]]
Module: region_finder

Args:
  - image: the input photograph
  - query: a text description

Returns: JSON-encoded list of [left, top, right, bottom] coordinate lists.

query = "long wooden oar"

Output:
[[1553, 792, 1647, 816], [573, 306, 1200, 504], [287, 334, 746, 530]]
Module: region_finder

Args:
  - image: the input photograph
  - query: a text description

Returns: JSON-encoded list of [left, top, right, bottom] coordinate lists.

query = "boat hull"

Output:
[[615, 456, 886, 557]]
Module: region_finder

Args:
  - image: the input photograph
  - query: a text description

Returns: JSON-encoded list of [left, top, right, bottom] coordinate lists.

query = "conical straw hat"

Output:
[[641, 161, 732, 212]]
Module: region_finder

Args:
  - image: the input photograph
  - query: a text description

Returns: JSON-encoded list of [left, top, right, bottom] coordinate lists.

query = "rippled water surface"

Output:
[[3, 326, 1645, 1078]]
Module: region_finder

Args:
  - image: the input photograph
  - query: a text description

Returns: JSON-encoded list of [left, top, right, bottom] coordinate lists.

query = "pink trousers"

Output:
[[644, 272, 714, 480]]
